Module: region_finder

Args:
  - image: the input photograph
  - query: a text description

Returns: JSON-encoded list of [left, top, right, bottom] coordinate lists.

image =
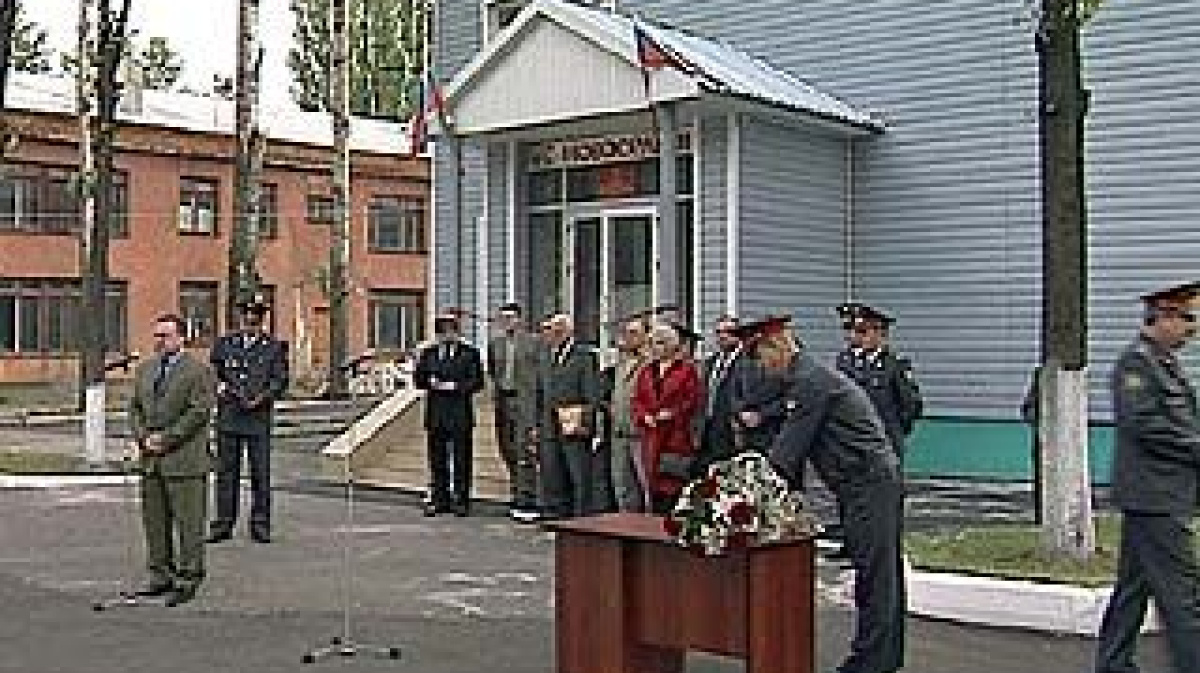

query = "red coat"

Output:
[[631, 358, 702, 497]]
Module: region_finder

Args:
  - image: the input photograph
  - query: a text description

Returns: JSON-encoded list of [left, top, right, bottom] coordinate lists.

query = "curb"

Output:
[[908, 565, 1161, 637], [0, 474, 136, 489]]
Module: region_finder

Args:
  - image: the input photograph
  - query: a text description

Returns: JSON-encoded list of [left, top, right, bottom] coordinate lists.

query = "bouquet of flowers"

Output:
[[664, 452, 816, 556]]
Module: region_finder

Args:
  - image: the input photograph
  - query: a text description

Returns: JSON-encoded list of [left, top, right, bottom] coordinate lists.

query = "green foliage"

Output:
[[60, 35, 185, 92], [10, 3, 52, 74], [288, 0, 428, 120]]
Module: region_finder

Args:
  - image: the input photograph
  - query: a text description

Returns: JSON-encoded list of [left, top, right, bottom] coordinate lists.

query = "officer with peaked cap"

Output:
[[835, 303, 923, 462], [209, 295, 289, 544], [744, 315, 906, 673], [1095, 281, 1200, 673], [414, 311, 484, 516], [728, 315, 796, 457]]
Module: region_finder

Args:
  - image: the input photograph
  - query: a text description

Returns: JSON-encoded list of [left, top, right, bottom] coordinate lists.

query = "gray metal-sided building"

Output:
[[429, 0, 1200, 481]]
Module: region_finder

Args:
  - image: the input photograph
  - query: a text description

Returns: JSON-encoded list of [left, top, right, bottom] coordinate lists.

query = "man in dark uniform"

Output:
[[693, 315, 745, 476], [729, 316, 794, 456], [748, 315, 906, 673], [414, 312, 484, 517], [487, 302, 542, 522], [1095, 281, 1200, 673], [535, 313, 601, 519], [208, 296, 289, 544], [835, 303, 923, 461]]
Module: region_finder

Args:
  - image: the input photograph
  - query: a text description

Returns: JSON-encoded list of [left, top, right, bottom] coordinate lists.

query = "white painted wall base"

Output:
[[908, 566, 1161, 636]]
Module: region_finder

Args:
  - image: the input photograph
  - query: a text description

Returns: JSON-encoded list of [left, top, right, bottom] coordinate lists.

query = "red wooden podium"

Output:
[[544, 513, 814, 673]]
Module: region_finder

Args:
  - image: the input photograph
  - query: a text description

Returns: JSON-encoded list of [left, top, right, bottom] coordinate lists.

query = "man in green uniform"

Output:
[[129, 313, 216, 607]]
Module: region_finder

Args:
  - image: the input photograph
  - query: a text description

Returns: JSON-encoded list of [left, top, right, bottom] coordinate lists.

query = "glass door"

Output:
[[567, 210, 657, 356]]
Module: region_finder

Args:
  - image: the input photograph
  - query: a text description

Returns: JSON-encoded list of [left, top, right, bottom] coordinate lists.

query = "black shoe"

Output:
[[206, 528, 233, 544], [423, 503, 443, 517], [453, 504, 469, 517], [133, 581, 173, 598], [164, 586, 197, 607], [250, 530, 271, 544]]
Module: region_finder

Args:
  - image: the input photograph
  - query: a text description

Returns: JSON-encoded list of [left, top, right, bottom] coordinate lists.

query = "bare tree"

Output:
[[1, 0, 21, 158], [327, 0, 351, 398], [227, 0, 265, 330]]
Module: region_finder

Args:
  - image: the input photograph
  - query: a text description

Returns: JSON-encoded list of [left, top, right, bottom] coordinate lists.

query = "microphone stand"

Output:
[[302, 353, 401, 664]]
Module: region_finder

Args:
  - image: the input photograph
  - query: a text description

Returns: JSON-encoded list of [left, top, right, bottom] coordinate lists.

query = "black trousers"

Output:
[[213, 431, 271, 534], [540, 437, 593, 519], [427, 428, 473, 508], [494, 394, 538, 509], [839, 479, 906, 673], [1096, 513, 1200, 673]]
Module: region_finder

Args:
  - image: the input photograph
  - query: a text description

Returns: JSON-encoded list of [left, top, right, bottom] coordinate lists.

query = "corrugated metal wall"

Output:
[[627, 0, 1044, 418], [738, 117, 848, 359], [1083, 1, 1200, 413]]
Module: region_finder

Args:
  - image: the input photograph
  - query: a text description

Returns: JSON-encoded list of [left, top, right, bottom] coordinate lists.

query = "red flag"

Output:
[[407, 70, 448, 157]]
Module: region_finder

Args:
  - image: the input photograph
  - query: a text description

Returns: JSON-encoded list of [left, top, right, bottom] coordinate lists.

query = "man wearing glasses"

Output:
[[128, 314, 216, 606], [1095, 281, 1200, 673]]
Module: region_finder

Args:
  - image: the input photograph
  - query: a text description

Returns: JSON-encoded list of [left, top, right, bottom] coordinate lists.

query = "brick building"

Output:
[[1, 74, 429, 391]]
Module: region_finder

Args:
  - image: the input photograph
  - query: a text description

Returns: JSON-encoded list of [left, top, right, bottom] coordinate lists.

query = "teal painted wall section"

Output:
[[904, 419, 1116, 485]]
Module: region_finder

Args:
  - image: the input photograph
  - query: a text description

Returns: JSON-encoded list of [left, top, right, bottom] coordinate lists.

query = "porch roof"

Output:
[[444, 0, 884, 137]]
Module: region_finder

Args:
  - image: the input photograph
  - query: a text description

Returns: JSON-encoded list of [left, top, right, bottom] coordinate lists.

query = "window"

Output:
[[368, 196, 426, 253], [307, 195, 337, 224], [368, 290, 425, 352], [0, 278, 127, 355], [257, 183, 279, 239], [179, 281, 220, 346], [178, 178, 218, 234], [0, 165, 128, 236]]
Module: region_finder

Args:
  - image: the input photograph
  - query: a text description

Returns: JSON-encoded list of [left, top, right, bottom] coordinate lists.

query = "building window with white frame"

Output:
[[178, 177, 218, 235], [368, 290, 425, 353], [368, 195, 426, 253], [178, 280, 219, 346]]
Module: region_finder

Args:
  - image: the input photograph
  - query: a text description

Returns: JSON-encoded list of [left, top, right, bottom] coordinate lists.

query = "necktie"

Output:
[[154, 356, 172, 396]]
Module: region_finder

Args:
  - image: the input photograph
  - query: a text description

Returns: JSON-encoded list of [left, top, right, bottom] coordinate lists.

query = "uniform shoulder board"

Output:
[[1121, 371, 1145, 392]]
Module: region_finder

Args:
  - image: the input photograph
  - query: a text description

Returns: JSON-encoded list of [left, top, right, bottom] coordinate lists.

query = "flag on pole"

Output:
[[408, 69, 448, 157]]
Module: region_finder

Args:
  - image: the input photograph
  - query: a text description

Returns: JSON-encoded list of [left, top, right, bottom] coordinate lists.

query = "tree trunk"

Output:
[[228, 0, 263, 329], [1037, 0, 1095, 559], [326, 0, 351, 399], [1, 0, 18, 156]]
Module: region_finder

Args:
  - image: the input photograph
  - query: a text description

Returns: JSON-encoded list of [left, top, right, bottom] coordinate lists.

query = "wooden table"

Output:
[[544, 513, 814, 673]]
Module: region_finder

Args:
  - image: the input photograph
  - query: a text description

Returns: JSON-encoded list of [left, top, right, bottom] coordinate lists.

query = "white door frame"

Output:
[[566, 205, 659, 353]]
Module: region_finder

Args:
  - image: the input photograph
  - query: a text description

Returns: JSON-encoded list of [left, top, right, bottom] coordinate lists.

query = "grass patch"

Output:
[[905, 517, 1124, 588], [0, 449, 89, 474]]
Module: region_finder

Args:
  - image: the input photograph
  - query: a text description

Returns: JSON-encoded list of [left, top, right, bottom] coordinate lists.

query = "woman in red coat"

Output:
[[632, 323, 702, 514]]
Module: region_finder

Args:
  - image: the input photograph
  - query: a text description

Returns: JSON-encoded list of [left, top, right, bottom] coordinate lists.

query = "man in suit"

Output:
[[128, 313, 217, 607], [694, 315, 744, 476], [730, 319, 793, 456], [208, 296, 289, 544], [604, 312, 651, 511], [1095, 281, 1200, 673], [536, 313, 601, 519], [835, 303, 923, 461], [487, 302, 542, 522], [415, 312, 484, 517], [747, 315, 906, 673]]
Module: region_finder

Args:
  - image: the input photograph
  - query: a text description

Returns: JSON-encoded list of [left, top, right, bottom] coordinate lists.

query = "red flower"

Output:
[[729, 501, 756, 526], [696, 477, 718, 499], [663, 517, 683, 536]]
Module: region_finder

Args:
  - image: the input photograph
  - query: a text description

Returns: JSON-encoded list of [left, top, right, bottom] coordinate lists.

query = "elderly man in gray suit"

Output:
[[535, 313, 601, 519], [487, 302, 542, 522]]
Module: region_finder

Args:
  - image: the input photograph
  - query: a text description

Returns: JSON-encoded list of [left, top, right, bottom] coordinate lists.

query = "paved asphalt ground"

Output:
[[0, 481, 1173, 673]]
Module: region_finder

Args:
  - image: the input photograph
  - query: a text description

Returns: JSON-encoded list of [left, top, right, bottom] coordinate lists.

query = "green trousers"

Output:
[[141, 473, 208, 591]]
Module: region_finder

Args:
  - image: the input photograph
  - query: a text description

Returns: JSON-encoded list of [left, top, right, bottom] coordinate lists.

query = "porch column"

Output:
[[656, 102, 679, 308], [441, 134, 464, 308]]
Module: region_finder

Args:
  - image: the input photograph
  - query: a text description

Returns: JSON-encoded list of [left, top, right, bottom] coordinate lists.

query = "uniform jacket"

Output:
[[631, 358, 702, 497], [486, 330, 542, 436], [414, 339, 485, 433], [536, 340, 601, 439], [129, 351, 217, 477], [1110, 335, 1200, 515], [211, 332, 289, 435], [836, 347, 923, 454], [730, 355, 793, 452], [767, 351, 900, 496]]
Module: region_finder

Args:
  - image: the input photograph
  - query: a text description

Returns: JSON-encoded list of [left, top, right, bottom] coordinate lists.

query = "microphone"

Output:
[[104, 351, 140, 373], [339, 350, 375, 374]]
